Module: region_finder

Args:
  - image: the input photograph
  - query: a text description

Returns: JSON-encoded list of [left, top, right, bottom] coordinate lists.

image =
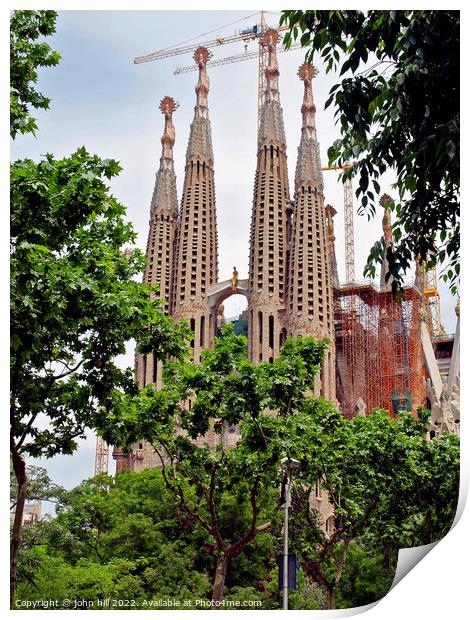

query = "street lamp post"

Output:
[[281, 457, 300, 610]]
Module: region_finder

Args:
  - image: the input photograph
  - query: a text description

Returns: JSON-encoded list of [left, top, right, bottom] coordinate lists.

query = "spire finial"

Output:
[[194, 46, 212, 114], [159, 96, 179, 161], [379, 194, 394, 290], [379, 194, 393, 246], [325, 204, 337, 241], [298, 63, 318, 129], [263, 30, 280, 103]]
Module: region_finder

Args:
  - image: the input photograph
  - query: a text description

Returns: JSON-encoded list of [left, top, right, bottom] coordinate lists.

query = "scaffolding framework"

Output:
[[94, 436, 110, 477], [335, 281, 426, 418]]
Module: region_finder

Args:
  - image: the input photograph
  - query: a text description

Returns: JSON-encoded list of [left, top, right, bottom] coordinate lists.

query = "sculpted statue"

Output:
[[231, 266, 238, 293]]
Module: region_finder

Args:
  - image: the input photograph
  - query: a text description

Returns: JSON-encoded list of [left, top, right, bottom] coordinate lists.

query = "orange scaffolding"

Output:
[[335, 281, 426, 418]]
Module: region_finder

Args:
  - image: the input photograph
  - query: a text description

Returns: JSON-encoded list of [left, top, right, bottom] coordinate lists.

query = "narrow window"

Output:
[[190, 318, 195, 349], [200, 315, 205, 348], [269, 315, 274, 349]]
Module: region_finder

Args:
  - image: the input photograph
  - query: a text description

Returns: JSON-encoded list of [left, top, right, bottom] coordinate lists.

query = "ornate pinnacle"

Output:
[[325, 204, 337, 243], [380, 194, 393, 246], [298, 63, 318, 129], [263, 30, 280, 103], [194, 46, 212, 113], [159, 96, 179, 161], [379, 193, 393, 208]]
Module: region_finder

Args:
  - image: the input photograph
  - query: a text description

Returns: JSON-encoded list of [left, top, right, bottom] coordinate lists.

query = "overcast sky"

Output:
[[10, 10, 459, 494]]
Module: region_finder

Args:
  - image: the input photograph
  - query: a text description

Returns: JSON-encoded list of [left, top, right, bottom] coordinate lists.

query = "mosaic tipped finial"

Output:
[[193, 47, 212, 112], [159, 96, 179, 160], [298, 63, 318, 128]]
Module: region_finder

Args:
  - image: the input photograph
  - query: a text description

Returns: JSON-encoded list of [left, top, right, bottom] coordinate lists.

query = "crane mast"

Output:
[[94, 436, 109, 477]]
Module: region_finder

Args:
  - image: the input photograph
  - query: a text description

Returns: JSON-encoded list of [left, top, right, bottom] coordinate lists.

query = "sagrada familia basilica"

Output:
[[113, 30, 460, 477]]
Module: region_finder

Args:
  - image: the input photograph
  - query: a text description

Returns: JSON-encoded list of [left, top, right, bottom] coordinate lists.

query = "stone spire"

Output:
[[148, 96, 179, 224], [248, 30, 291, 363], [379, 194, 393, 291], [286, 64, 335, 400], [172, 47, 219, 362], [185, 46, 214, 166], [295, 63, 323, 191], [325, 204, 340, 288], [135, 96, 180, 395], [116, 97, 180, 473], [258, 29, 286, 148]]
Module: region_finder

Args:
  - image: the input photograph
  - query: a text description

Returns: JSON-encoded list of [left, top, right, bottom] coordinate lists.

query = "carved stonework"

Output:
[[285, 63, 335, 400], [186, 47, 214, 166], [258, 30, 287, 148], [325, 204, 339, 288], [294, 63, 323, 191], [426, 378, 460, 438], [248, 30, 291, 364], [379, 194, 393, 291]]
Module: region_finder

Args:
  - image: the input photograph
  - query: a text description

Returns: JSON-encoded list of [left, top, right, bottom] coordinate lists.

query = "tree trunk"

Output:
[[10, 446, 27, 607], [212, 555, 229, 608], [327, 538, 350, 610], [327, 586, 335, 610], [384, 542, 395, 577], [335, 538, 350, 587]]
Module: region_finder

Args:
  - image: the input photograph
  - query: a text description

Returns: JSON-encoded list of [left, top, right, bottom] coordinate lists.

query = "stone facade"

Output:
[[248, 30, 291, 364], [285, 63, 335, 400], [171, 47, 219, 362], [135, 96, 179, 394]]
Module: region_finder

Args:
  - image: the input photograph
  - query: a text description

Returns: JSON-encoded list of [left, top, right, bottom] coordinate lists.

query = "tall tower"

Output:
[[115, 97, 179, 473], [286, 64, 335, 399], [136, 96, 179, 391], [248, 30, 291, 363], [172, 47, 219, 361]]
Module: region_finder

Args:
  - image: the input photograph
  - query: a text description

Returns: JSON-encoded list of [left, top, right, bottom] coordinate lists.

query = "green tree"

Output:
[[9, 10, 190, 603], [286, 406, 459, 608], [101, 326, 331, 603], [10, 464, 64, 511], [17, 470, 276, 608], [281, 10, 460, 293], [10, 10, 61, 139], [334, 540, 393, 609], [10, 148, 189, 604]]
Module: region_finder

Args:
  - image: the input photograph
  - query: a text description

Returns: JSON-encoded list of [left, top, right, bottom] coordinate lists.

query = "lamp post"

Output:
[[281, 457, 300, 610]]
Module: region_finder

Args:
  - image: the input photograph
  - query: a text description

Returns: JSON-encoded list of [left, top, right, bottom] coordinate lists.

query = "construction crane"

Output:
[[423, 267, 444, 337], [134, 18, 356, 283], [94, 436, 110, 477], [321, 165, 355, 283], [174, 42, 302, 75], [134, 12, 292, 129]]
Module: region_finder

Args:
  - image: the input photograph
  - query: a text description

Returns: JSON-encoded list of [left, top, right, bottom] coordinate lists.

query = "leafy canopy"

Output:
[[281, 10, 459, 293], [11, 147, 191, 460], [10, 10, 61, 139]]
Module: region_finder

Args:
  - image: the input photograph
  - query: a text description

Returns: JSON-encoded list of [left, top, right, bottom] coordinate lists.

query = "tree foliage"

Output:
[[101, 325, 330, 602], [15, 470, 277, 609], [9, 10, 191, 604], [281, 10, 460, 293], [10, 464, 64, 511], [11, 148, 190, 462], [285, 406, 460, 608], [10, 10, 61, 139]]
